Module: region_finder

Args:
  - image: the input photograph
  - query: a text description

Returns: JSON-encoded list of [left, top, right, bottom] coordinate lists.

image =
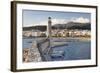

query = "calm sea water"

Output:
[[23, 38, 91, 61]]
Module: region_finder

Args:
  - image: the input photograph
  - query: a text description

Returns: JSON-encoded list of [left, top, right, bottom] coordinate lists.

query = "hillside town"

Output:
[[23, 29, 91, 38]]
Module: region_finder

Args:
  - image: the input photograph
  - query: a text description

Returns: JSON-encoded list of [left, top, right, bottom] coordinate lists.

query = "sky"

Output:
[[23, 10, 91, 27]]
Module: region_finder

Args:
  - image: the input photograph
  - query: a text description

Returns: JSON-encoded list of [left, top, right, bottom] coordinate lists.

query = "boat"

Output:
[[50, 50, 65, 58]]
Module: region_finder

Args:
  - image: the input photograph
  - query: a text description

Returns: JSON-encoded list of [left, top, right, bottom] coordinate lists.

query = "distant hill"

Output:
[[23, 26, 47, 31], [52, 22, 91, 30], [23, 22, 91, 31]]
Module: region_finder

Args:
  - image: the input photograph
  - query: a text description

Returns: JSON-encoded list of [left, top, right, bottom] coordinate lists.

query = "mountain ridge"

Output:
[[23, 22, 91, 31]]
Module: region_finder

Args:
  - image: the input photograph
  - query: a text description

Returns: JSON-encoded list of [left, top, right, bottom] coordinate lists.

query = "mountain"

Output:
[[52, 22, 91, 30], [23, 22, 91, 31], [23, 26, 47, 31]]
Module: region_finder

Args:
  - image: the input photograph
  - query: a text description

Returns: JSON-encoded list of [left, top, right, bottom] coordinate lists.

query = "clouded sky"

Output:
[[23, 10, 91, 27]]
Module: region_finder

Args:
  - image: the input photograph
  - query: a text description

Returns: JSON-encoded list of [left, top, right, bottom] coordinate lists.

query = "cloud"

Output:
[[32, 19, 68, 26], [52, 19, 68, 24], [71, 17, 90, 23], [24, 17, 90, 27], [23, 24, 34, 27]]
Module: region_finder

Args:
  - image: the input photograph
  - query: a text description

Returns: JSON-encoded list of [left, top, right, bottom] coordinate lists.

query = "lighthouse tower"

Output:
[[47, 17, 52, 38], [47, 17, 53, 55]]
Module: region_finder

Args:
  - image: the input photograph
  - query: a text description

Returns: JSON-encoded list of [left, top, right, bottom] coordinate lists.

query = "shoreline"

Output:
[[23, 37, 91, 41]]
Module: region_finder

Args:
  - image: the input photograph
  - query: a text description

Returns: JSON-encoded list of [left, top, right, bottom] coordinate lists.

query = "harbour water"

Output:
[[23, 37, 91, 61]]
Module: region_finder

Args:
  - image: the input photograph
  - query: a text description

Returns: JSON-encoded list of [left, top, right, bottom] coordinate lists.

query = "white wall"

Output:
[[0, 0, 99, 73]]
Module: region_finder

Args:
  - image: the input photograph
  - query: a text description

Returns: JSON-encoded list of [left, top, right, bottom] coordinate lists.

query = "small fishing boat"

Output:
[[50, 50, 65, 58]]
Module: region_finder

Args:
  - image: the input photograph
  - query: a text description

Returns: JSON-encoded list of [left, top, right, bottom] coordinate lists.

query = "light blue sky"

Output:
[[23, 10, 91, 27]]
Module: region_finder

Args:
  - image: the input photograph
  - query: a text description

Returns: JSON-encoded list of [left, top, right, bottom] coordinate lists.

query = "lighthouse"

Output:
[[47, 17, 52, 38], [47, 17, 53, 55]]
